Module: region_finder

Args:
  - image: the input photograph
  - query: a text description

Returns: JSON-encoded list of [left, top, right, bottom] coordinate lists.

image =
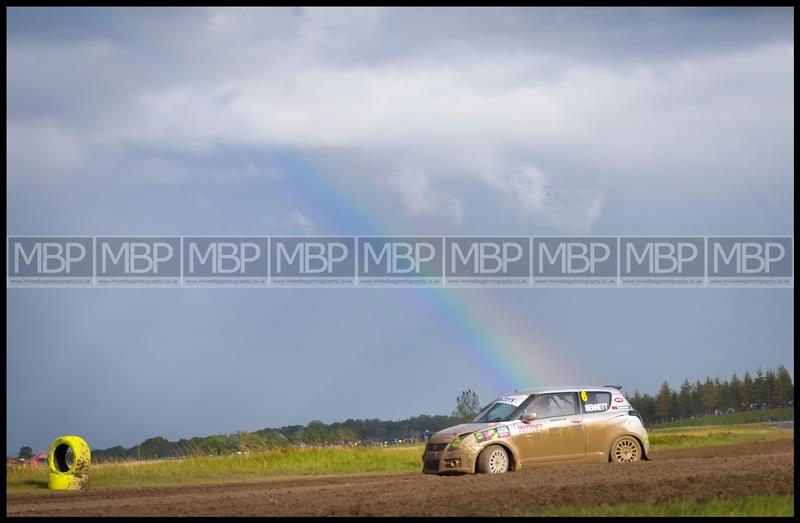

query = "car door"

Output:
[[514, 392, 586, 464]]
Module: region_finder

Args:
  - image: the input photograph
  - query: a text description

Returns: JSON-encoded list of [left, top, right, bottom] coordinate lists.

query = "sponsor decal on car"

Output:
[[496, 395, 528, 406], [474, 425, 511, 442], [611, 415, 629, 428], [512, 422, 545, 435], [613, 415, 643, 430], [613, 396, 624, 402]]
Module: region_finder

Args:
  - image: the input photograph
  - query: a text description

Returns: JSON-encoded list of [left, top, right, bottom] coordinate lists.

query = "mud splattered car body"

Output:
[[422, 386, 650, 475]]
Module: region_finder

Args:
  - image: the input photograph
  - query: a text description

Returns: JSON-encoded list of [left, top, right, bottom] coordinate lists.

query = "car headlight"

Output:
[[447, 438, 462, 451]]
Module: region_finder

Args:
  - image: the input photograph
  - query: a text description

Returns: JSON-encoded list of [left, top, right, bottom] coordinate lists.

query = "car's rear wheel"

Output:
[[610, 436, 642, 463], [477, 445, 509, 474]]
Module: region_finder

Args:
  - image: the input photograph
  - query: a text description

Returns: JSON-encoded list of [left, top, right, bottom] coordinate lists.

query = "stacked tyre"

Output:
[[48, 435, 91, 491]]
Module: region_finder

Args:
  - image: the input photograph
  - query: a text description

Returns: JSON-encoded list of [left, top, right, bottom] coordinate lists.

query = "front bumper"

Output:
[[421, 449, 475, 474]]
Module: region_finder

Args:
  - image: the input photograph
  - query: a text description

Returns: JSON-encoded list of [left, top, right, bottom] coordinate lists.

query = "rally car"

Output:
[[422, 386, 649, 474]]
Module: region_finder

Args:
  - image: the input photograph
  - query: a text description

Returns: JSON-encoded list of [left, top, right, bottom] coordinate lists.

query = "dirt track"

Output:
[[7, 440, 794, 516]]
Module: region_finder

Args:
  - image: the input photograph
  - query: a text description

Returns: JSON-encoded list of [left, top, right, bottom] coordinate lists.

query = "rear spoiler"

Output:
[[604, 385, 623, 391]]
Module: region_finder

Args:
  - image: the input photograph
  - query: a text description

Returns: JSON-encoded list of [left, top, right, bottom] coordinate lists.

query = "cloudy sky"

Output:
[[6, 7, 794, 454]]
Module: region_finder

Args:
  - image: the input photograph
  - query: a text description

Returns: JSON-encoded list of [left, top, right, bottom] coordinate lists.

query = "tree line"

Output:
[[90, 414, 459, 461], [628, 364, 793, 425]]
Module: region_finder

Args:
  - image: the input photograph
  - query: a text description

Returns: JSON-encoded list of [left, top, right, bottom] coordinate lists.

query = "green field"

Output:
[[651, 407, 793, 429], [6, 444, 426, 492], [542, 494, 794, 516], [648, 422, 794, 451], [7, 423, 794, 500]]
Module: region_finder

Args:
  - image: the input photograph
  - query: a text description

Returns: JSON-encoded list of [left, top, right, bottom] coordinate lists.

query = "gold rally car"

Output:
[[422, 386, 650, 474]]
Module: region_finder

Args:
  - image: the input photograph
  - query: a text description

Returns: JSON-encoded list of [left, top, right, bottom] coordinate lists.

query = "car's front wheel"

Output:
[[610, 436, 642, 463], [476, 445, 510, 474]]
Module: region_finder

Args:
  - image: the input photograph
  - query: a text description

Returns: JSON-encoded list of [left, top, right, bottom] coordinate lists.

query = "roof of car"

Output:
[[502, 386, 622, 395]]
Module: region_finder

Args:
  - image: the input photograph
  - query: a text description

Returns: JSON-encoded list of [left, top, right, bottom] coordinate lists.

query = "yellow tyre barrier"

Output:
[[48, 473, 88, 491], [48, 435, 91, 490]]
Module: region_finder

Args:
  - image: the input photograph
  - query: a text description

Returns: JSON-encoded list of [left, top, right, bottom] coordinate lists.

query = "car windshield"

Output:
[[473, 395, 529, 423]]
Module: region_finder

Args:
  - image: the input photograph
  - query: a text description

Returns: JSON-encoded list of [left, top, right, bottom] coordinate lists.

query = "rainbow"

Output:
[[273, 153, 567, 394]]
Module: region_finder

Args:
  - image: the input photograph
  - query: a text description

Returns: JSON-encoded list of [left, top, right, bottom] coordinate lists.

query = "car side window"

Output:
[[523, 393, 578, 419], [581, 391, 612, 414]]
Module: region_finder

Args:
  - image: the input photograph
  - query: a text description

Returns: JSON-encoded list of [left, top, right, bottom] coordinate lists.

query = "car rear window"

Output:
[[581, 391, 611, 414]]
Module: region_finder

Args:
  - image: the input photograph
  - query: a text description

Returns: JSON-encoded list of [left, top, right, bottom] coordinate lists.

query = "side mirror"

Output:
[[523, 412, 538, 423]]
